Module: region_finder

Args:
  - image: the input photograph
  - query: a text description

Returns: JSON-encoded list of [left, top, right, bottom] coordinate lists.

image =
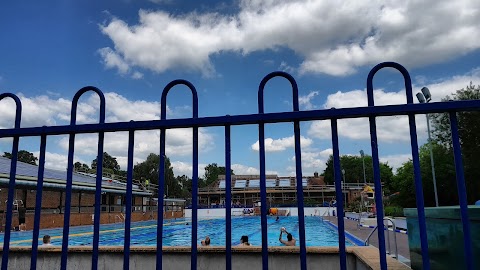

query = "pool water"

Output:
[[1, 216, 352, 247]]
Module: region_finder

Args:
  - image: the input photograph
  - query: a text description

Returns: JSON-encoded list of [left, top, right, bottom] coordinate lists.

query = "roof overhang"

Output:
[[0, 178, 152, 196]]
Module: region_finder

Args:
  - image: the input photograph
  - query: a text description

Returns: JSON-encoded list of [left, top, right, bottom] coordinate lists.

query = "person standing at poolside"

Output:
[[18, 203, 26, 231], [279, 227, 296, 246]]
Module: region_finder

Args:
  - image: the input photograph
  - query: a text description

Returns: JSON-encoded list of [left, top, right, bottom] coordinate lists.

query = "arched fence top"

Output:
[[161, 79, 199, 120], [71, 86, 106, 125], [0, 93, 22, 129], [366, 62, 413, 106], [258, 71, 299, 114]]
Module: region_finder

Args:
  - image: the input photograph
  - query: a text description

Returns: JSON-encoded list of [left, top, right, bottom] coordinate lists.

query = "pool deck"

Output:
[[324, 216, 410, 261]]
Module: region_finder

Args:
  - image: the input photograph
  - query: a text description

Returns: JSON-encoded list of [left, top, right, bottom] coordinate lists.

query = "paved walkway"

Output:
[[324, 217, 410, 261]]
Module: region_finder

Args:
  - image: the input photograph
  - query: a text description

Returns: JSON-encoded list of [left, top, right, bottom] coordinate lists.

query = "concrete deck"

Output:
[[324, 216, 411, 264]]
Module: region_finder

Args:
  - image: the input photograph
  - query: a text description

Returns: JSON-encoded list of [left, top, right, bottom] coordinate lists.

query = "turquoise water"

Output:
[[1, 216, 352, 247]]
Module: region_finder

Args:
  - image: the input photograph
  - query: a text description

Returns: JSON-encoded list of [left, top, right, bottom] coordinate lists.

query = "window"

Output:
[[279, 179, 291, 187], [266, 179, 276, 187], [234, 180, 246, 188], [248, 179, 260, 188]]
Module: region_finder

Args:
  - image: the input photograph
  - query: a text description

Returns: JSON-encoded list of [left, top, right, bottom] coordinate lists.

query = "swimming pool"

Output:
[[1, 216, 353, 247]]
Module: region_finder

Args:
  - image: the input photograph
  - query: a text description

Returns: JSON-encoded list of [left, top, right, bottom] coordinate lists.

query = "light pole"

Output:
[[360, 150, 367, 185], [416, 87, 439, 207], [341, 169, 347, 206]]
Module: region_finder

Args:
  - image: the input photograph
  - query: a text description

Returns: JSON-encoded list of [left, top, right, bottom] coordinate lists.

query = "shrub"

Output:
[[384, 206, 404, 217]]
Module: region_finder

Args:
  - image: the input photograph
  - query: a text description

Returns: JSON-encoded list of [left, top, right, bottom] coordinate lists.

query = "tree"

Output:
[[91, 152, 121, 174], [431, 82, 480, 204], [390, 142, 457, 208], [322, 155, 394, 193], [3, 150, 38, 165], [74, 162, 90, 172], [176, 175, 192, 198], [133, 153, 182, 198], [202, 163, 234, 188]]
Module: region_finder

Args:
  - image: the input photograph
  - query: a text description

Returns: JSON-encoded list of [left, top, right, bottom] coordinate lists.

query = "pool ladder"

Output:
[[364, 217, 398, 260]]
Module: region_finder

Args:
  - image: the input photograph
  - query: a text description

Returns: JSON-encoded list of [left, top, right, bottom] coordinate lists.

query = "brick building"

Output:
[[0, 156, 160, 231]]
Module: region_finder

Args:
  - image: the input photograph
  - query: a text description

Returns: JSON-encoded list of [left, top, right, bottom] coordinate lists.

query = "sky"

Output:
[[0, 0, 479, 179]]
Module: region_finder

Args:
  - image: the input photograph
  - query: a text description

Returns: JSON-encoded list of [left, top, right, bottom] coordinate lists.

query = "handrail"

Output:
[[365, 226, 378, 246], [364, 217, 398, 260], [384, 217, 398, 259]]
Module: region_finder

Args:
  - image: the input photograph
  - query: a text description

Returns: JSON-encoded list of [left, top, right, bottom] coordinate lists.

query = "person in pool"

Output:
[[42, 235, 52, 246], [279, 227, 296, 246], [201, 236, 211, 246], [238, 235, 251, 246]]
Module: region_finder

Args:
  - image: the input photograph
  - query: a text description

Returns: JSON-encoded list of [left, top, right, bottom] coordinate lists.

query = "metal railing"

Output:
[[0, 62, 476, 270], [365, 217, 398, 260], [199, 183, 371, 193]]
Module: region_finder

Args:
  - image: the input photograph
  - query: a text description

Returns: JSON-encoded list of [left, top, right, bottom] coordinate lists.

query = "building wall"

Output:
[[9, 212, 160, 231], [0, 188, 164, 231]]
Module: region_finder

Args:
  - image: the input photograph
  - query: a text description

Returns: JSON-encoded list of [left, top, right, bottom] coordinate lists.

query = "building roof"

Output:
[[0, 156, 151, 196]]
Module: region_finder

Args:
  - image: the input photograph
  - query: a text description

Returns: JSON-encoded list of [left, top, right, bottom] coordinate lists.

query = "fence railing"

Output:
[[198, 183, 372, 193], [0, 61, 477, 270]]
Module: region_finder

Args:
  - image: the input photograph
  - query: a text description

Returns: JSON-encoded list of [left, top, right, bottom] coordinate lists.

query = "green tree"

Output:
[[322, 155, 394, 193], [431, 82, 480, 204], [91, 152, 121, 174], [390, 142, 457, 208], [201, 163, 234, 188], [133, 153, 182, 198], [3, 150, 38, 165], [176, 175, 192, 198], [74, 162, 90, 172]]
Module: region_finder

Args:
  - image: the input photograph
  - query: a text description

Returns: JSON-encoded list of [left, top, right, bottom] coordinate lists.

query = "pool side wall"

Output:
[[0, 246, 409, 270]]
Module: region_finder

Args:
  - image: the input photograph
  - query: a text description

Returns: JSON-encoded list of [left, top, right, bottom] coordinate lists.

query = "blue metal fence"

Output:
[[0, 62, 477, 270]]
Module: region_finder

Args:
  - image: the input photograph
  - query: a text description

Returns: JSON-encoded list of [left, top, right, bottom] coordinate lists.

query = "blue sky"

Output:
[[0, 0, 479, 178]]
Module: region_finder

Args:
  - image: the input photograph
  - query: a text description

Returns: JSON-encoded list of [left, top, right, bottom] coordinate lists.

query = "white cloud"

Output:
[[231, 164, 277, 175], [287, 148, 333, 175], [98, 47, 130, 74], [279, 61, 295, 74], [131, 71, 144, 79], [308, 116, 420, 143], [251, 135, 313, 152], [99, 1, 480, 76], [98, 48, 145, 79], [0, 94, 71, 129], [422, 68, 480, 101], [307, 67, 480, 142], [380, 154, 412, 172], [167, 162, 277, 178], [58, 128, 215, 169], [32, 151, 89, 171], [0, 91, 176, 129], [299, 91, 319, 110], [0, 92, 214, 171], [231, 164, 259, 175], [170, 161, 206, 178]]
